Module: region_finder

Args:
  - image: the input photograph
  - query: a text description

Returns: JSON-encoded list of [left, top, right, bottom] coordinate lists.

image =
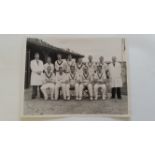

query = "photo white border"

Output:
[[20, 34, 131, 120]]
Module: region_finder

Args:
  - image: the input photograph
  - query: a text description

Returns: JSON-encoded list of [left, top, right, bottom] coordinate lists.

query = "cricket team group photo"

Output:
[[23, 37, 128, 116]]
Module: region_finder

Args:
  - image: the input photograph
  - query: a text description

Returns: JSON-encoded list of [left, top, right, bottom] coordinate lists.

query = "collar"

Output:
[[57, 60, 63, 65], [77, 63, 83, 69], [83, 72, 89, 79], [97, 72, 103, 79], [45, 72, 53, 79], [70, 73, 76, 79]]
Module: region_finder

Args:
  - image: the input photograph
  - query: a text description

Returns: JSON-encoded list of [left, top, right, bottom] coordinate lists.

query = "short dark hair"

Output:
[[34, 52, 39, 56]]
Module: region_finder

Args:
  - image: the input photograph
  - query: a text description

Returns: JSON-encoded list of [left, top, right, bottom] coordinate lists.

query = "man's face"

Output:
[[99, 56, 104, 63], [47, 57, 51, 63], [70, 66, 75, 73], [35, 54, 39, 60], [88, 56, 93, 62], [78, 58, 82, 63], [57, 54, 62, 60], [68, 55, 72, 60], [112, 56, 116, 63]]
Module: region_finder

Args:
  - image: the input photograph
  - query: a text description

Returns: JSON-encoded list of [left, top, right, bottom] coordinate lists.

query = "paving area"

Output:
[[23, 89, 128, 116]]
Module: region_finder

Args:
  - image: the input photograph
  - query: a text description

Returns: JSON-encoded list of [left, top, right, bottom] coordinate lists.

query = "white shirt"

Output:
[[81, 72, 92, 84], [68, 72, 79, 85], [94, 72, 106, 84], [86, 61, 96, 75], [96, 62, 108, 72], [75, 62, 84, 76], [55, 59, 66, 72], [55, 72, 67, 84], [42, 71, 55, 84], [44, 63, 54, 73], [66, 59, 76, 73]]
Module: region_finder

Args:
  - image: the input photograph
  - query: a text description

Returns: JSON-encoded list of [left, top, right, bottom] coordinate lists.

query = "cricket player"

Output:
[[97, 56, 110, 98], [94, 65, 107, 100], [41, 66, 55, 100], [65, 65, 80, 100], [55, 67, 68, 100], [79, 66, 93, 100], [66, 54, 76, 74], [44, 56, 54, 73], [76, 57, 84, 76], [97, 56, 108, 73], [55, 54, 66, 73], [86, 55, 96, 77]]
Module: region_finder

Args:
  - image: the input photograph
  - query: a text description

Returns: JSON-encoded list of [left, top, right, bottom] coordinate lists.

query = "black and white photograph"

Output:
[[22, 35, 129, 117]]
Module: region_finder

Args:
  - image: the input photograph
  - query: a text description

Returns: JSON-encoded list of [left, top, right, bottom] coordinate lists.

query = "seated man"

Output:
[[55, 67, 68, 100], [79, 66, 93, 101], [41, 66, 55, 100], [94, 65, 107, 100], [65, 65, 80, 100]]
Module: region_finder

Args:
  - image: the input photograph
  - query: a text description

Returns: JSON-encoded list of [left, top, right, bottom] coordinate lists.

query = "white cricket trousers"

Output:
[[66, 83, 79, 99], [79, 83, 93, 99], [55, 83, 66, 100], [94, 83, 106, 99], [41, 83, 55, 100]]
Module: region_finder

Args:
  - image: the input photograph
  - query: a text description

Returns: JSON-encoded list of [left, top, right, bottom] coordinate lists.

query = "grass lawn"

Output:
[[23, 89, 128, 116]]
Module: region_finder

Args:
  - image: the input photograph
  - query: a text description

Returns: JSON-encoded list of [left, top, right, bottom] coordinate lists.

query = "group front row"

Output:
[[41, 65, 107, 101]]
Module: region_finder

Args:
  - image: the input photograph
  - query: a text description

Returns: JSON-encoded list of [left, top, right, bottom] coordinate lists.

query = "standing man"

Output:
[[66, 54, 76, 74], [97, 56, 110, 98], [41, 66, 55, 100], [30, 52, 44, 99], [76, 57, 84, 76], [65, 65, 80, 100], [94, 65, 107, 100], [79, 66, 93, 101], [97, 56, 108, 74], [55, 54, 66, 74], [55, 67, 68, 100], [86, 55, 96, 77], [44, 56, 54, 73], [109, 56, 123, 99]]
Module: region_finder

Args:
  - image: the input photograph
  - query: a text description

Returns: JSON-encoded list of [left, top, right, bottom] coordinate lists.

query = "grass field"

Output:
[[23, 89, 128, 116]]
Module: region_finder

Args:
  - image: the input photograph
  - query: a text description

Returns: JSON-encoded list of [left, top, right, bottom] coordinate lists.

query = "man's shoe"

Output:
[[90, 97, 93, 101], [32, 96, 36, 99]]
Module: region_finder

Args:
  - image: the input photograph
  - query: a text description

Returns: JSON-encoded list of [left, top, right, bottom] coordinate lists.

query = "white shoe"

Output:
[[94, 98, 98, 101], [102, 96, 106, 101], [44, 96, 48, 100], [90, 97, 93, 101]]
